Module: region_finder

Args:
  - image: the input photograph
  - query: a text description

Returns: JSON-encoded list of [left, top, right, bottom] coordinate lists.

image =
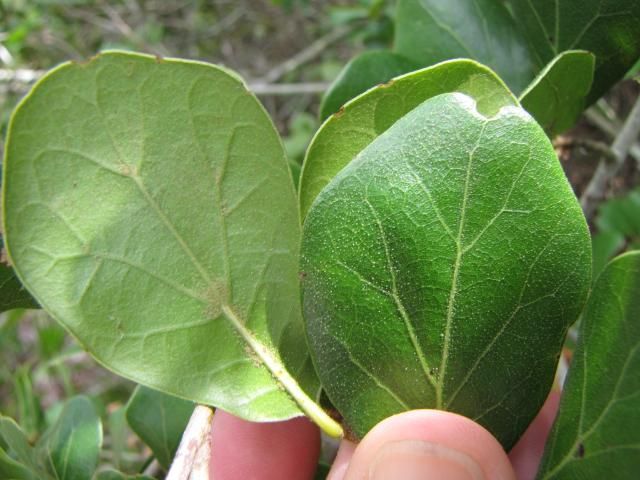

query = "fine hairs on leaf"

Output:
[[301, 92, 591, 447]]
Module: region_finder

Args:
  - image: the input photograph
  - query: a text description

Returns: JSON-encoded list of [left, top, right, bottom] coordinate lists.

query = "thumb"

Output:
[[332, 410, 516, 480]]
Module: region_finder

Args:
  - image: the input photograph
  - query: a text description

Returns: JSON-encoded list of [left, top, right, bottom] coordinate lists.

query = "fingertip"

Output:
[[342, 410, 516, 480], [209, 410, 321, 480], [327, 439, 356, 480], [509, 390, 561, 480]]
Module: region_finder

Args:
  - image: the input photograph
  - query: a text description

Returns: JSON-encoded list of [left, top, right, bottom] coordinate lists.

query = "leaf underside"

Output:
[[299, 59, 518, 220], [537, 251, 640, 479], [301, 93, 591, 448], [3, 51, 321, 424]]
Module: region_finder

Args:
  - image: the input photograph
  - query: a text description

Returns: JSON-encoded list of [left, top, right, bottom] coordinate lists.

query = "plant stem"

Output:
[[581, 95, 640, 219], [221, 305, 343, 439], [260, 23, 356, 83], [166, 405, 214, 480]]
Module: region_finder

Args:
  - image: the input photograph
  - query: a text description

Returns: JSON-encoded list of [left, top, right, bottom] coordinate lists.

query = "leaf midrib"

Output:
[[438, 121, 487, 407]]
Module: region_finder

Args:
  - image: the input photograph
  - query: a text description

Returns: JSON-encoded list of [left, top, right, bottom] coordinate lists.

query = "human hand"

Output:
[[209, 391, 559, 480]]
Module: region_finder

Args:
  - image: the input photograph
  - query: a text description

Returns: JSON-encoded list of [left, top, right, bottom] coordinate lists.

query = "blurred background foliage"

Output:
[[0, 1, 638, 478]]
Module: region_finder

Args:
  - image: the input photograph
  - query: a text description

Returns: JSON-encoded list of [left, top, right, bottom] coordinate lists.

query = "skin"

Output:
[[209, 391, 560, 480]]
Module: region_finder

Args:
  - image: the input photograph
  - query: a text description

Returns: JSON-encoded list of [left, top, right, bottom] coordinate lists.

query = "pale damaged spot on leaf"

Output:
[[118, 163, 138, 177]]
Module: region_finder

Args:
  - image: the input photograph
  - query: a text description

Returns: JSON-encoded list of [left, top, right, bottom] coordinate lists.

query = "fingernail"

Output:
[[369, 440, 485, 480]]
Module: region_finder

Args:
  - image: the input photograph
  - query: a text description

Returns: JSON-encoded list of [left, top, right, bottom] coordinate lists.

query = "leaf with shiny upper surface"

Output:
[[125, 386, 193, 469], [537, 251, 640, 479], [519, 50, 595, 137], [510, 0, 640, 104], [299, 59, 518, 220], [0, 262, 39, 311], [301, 93, 591, 447], [394, 0, 535, 93], [319, 51, 418, 121], [3, 51, 339, 435], [41, 396, 102, 480]]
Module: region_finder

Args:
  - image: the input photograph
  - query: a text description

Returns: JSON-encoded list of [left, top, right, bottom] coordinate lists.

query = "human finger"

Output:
[[209, 410, 321, 480]]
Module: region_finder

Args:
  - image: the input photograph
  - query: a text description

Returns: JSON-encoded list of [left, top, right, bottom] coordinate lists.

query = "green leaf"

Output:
[[0, 448, 40, 480], [510, 0, 640, 103], [283, 112, 319, 188], [537, 251, 640, 478], [125, 385, 193, 469], [591, 187, 640, 277], [393, 0, 535, 92], [626, 56, 640, 80], [299, 59, 518, 220], [39, 396, 101, 480], [301, 93, 591, 447], [13, 366, 44, 442], [591, 230, 624, 280], [106, 408, 127, 471], [93, 470, 154, 480], [595, 187, 640, 241], [319, 51, 418, 121], [3, 51, 339, 435], [0, 416, 42, 476], [0, 262, 39, 311], [519, 51, 595, 137]]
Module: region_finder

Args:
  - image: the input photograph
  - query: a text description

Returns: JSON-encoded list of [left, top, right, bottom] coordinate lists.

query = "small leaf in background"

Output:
[[0, 416, 44, 477], [125, 385, 194, 470], [283, 112, 319, 188], [595, 187, 640, 243], [36, 319, 66, 359], [510, 0, 640, 103], [519, 51, 595, 137], [319, 51, 418, 120], [0, 262, 39, 312], [93, 470, 155, 480], [0, 449, 40, 480], [302, 93, 591, 447], [537, 251, 640, 478], [3, 51, 337, 434], [299, 59, 517, 219], [40, 396, 102, 480], [393, 0, 535, 93], [13, 366, 44, 442], [591, 230, 625, 280], [591, 187, 640, 278], [626, 56, 640, 80], [106, 407, 128, 472]]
